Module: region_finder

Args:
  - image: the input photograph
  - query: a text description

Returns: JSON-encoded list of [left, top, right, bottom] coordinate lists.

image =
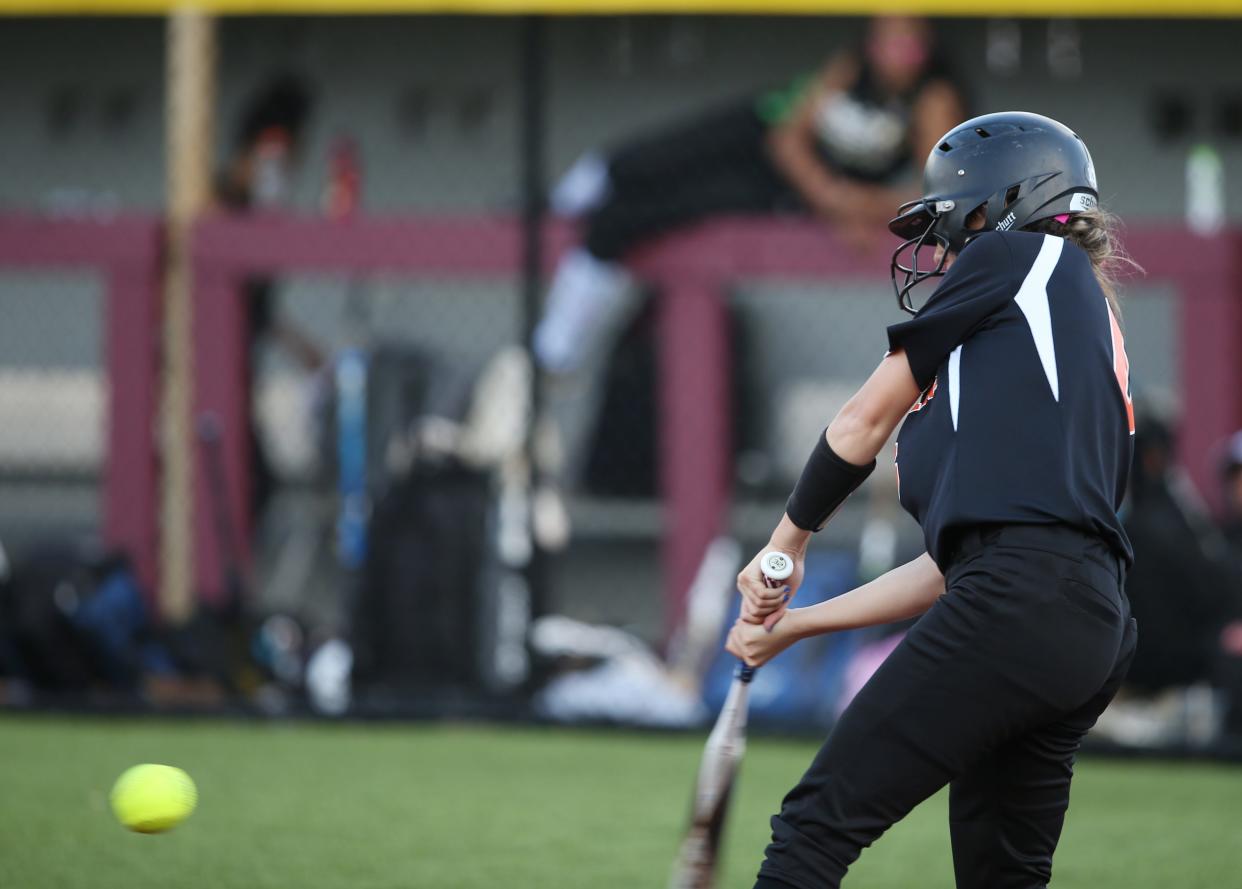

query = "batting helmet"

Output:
[[888, 111, 1099, 313]]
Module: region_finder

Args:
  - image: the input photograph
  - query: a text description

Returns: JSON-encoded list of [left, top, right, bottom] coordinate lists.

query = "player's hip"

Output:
[[920, 526, 1130, 711]]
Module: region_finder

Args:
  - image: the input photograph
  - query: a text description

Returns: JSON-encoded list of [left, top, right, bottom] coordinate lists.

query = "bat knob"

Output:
[[759, 551, 794, 585]]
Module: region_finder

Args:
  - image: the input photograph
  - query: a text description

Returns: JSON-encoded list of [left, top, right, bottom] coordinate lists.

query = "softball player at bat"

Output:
[[725, 111, 1139, 889]]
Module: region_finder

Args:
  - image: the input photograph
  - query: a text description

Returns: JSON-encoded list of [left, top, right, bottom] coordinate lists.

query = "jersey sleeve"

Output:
[[886, 232, 1017, 391]]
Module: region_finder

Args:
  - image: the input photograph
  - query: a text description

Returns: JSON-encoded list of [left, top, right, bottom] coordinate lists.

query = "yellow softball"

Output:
[[109, 764, 198, 834]]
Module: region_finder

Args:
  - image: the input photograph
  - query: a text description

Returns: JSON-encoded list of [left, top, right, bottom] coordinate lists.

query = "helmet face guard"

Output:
[[889, 198, 956, 315]]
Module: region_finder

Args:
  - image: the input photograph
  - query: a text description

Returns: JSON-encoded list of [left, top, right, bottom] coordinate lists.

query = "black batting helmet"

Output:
[[888, 111, 1099, 313]]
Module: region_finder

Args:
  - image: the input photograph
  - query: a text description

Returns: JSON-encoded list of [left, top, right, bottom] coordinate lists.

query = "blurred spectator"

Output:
[[529, 16, 966, 507], [213, 75, 326, 521], [534, 15, 966, 378], [215, 74, 313, 214], [1121, 417, 1237, 694], [1091, 417, 1242, 746]]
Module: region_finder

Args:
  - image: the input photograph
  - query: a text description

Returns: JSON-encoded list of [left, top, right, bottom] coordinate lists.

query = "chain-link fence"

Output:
[[0, 270, 105, 549]]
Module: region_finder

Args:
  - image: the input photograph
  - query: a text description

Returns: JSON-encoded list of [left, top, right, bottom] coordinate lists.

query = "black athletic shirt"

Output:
[[887, 230, 1136, 571]]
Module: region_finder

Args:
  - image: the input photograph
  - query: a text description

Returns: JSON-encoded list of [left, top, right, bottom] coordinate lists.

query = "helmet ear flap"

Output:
[[982, 180, 1032, 232], [985, 173, 1074, 234]]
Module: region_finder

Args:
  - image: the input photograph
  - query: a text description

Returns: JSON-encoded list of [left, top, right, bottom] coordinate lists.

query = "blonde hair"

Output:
[[1024, 208, 1143, 320]]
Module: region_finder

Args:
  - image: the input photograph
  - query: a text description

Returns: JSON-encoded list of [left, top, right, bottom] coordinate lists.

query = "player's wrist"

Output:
[[782, 607, 816, 641], [768, 521, 810, 559]]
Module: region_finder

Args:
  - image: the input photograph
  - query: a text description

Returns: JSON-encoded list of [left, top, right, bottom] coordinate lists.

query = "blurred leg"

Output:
[[532, 247, 637, 375], [605, 102, 772, 193], [536, 118, 776, 373], [534, 106, 790, 483], [584, 104, 789, 262], [583, 146, 789, 262]]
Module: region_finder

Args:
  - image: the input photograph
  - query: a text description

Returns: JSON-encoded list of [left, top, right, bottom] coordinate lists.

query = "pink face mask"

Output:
[[867, 33, 930, 72], [1054, 214, 1071, 223]]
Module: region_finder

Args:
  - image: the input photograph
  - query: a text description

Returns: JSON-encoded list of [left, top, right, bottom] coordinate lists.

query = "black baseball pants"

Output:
[[754, 523, 1137, 889]]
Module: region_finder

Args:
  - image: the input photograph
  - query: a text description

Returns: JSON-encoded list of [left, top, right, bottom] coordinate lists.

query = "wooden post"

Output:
[[160, 8, 216, 622]]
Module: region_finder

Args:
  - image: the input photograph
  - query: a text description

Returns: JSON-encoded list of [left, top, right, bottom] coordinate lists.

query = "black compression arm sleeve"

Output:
[[785, 430, 876, 532]]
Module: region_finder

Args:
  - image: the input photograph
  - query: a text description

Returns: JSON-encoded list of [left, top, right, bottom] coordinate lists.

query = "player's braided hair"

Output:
[[1024, 208, 1142, 320]]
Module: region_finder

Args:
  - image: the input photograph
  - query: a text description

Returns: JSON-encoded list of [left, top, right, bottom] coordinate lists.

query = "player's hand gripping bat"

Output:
[[668, 551, 795, 889]]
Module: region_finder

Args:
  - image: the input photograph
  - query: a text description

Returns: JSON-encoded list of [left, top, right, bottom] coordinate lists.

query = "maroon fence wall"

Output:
[[2, 213, 1233, 634], [188, 214, 1242, 638], [0, 214, 163, 600]]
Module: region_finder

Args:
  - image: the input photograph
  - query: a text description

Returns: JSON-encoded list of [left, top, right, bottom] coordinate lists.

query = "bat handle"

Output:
[[735, 551, 797, 682]]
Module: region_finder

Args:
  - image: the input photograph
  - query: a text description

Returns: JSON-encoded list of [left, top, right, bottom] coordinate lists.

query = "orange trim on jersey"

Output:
[[908, 378, 938, 414]]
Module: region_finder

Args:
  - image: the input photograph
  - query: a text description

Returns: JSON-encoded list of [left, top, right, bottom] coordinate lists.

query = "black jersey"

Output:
[[887, 230, 1135, 571]]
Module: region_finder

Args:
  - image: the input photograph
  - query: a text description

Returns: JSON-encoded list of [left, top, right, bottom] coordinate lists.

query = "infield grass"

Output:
[[0, 715, 1235, 888]]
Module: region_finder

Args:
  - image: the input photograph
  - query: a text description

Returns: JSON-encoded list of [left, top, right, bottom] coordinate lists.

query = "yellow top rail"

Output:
[[3, 0, 1240, 15]]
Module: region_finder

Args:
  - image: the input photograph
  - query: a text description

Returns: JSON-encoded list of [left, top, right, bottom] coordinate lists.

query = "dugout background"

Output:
[[0, 13, 1236, 665]]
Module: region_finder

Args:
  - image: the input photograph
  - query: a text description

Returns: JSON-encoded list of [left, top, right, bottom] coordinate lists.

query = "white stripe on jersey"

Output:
[[948, 344, 962, 430], [1013, 235, 1065, 402]]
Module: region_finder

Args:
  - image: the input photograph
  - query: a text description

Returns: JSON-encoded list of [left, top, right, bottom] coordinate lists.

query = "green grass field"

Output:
[[0, 715, 1236, 888]]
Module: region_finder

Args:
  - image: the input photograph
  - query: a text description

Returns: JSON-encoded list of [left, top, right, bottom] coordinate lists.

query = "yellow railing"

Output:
[[3, 0, 1240, 17]]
